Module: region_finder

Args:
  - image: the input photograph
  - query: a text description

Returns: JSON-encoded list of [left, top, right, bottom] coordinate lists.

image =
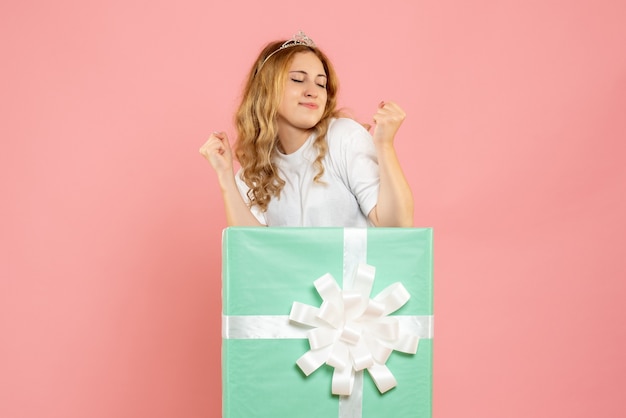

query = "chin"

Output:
[[301, 117, 324, 129]]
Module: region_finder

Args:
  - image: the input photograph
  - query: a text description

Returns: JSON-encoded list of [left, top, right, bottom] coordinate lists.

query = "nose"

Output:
[[304, 80, 318, 98]]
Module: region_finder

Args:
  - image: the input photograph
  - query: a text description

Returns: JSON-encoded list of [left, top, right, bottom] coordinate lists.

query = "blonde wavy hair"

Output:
[[234, 40, 341, 212]]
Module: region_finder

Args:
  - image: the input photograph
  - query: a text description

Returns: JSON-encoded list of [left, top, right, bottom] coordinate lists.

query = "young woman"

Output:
[[199, 31, 413, 227]]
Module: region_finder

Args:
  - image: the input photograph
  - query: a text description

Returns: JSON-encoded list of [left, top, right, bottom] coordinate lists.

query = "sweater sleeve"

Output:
[[328, 118, 380, 218], [234, 169, 267, 225]]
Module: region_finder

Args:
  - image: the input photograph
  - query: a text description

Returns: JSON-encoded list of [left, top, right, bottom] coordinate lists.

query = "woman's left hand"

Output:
[[372, 101, 406, 146]]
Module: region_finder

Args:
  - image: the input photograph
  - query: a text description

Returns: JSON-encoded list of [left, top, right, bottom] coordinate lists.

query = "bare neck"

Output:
[[277, 125, 313, 154]]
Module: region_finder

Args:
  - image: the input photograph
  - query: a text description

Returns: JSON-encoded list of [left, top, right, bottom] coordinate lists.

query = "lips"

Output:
[[300, 102, 319, 109]]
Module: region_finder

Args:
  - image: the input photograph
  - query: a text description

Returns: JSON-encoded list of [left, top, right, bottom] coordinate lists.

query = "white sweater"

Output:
[[235, 118, 380, 227]]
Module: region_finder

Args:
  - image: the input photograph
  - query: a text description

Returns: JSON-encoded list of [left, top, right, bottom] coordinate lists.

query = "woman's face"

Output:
[[276, 51, 328, 136]]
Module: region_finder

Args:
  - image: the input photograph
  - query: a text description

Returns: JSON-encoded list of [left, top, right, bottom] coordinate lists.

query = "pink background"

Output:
[[2, 1, 625, 417]]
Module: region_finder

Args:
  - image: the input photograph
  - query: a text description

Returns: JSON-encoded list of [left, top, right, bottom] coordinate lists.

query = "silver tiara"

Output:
[[259, 30, 316, 69]]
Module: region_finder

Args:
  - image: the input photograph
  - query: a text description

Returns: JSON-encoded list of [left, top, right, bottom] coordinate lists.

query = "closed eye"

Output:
[[315, 76, 327, 89], [290, 78, 325, 88]]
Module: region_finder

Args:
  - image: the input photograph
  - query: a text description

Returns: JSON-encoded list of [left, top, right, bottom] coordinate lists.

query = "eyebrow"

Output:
[[289, 70, 327, 78]]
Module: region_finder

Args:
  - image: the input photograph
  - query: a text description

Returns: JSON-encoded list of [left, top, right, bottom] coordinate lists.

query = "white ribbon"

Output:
[[223, 314, 433, 340], [289, 264, 420, 396]]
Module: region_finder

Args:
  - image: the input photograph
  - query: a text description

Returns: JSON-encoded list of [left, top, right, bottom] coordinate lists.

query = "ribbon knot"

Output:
[[288, 263, 419, 396]]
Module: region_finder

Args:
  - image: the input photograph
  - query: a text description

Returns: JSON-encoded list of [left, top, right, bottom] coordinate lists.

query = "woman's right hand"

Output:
[[198, 132, 263, 226], [199, 131, 234, 176]]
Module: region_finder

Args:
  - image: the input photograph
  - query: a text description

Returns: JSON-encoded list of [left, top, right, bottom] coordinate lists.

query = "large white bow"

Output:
[[289, 263, 419, 396]]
